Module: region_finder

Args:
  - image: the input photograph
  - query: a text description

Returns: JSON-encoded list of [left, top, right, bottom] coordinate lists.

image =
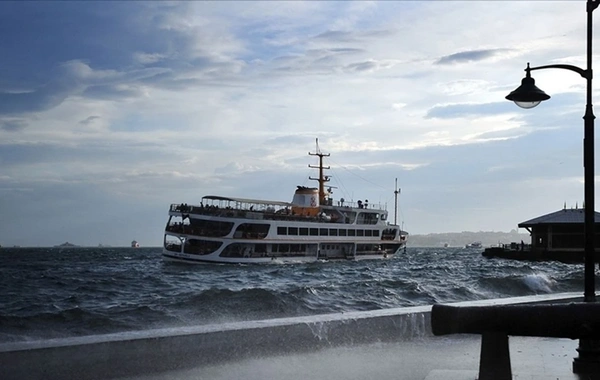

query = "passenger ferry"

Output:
[[162, 142, 408, 264]]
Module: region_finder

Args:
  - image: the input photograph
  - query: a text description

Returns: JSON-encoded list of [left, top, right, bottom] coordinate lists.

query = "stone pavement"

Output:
[[124, 335, 583, 380]]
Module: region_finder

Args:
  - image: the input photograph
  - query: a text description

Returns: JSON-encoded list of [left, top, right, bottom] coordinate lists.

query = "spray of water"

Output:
[[522, 273, 556, 293]]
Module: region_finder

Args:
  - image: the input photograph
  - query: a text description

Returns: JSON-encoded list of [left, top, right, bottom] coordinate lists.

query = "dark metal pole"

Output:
[[584, 0, 597, 303], [574, 0, 600, 374]]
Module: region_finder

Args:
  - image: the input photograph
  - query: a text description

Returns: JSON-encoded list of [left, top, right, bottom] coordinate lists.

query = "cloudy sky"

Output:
[[0, 1, 596, 247]]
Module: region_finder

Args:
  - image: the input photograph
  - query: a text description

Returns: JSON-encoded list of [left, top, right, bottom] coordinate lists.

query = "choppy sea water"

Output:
[[0, 246, 589, 343]]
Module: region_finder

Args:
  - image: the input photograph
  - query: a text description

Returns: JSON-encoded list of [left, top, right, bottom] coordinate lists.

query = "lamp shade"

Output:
[[506, 74, 550, 109]]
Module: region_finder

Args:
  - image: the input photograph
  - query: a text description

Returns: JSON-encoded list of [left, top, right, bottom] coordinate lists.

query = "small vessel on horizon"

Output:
[[54, 242, 79, 248], [131, 240, 140, 248], [465, 241, 483, 249], [162, 140, 408, 264]]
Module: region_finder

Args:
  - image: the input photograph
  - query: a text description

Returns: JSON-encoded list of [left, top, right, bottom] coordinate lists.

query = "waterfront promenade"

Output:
[[0, 293, 587, 380], [124, 335, 580, 380]]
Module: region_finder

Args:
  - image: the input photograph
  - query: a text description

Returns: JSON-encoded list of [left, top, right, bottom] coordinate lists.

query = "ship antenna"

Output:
[[394, 178, 401, 226], [308, 138, 330, 205]]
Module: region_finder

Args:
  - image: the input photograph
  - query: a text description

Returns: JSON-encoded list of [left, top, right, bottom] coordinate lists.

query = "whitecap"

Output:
[[522, 273, 555, 293]]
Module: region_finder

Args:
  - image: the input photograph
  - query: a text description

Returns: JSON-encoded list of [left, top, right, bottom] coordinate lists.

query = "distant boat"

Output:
[[465, 242, 483, 249], [131, 240, 140, 248], [55, 242, 78, 248]]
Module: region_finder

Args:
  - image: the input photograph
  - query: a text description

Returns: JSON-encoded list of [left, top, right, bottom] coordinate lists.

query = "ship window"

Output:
[[329, 229, 338, 236], [357, 230, 364, 236], [299, 228, 308, 236], [235, 223, 270, 239], [277, 227, 287, 235], [310, 228, 318, 236], [356, 213, 379, 225], [320, 228, 328, 236], [183, 239, 223, 255], [365, 230, 372, 237], [188, 219, 234, 237], [164, 235, 183, 253], [255, 244, 267, 253], [288, 227, 298, 235], [344, 212, 356, 224], [348, 229, 356, 236], [373, 230, 380, 237], [220, 243, 246, 257], [279, 244, 289, 253], [339, 229, 347, 236]]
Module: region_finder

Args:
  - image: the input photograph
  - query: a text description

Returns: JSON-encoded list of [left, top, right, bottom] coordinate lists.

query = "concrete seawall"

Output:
[[0, 293, 580, 380]]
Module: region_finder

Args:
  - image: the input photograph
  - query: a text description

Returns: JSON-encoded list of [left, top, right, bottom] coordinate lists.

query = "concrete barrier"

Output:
[[0, 293, 580, 380]]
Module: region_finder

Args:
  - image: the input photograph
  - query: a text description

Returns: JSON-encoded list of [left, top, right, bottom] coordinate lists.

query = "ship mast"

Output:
[[308, 138, 330, 204], [394, 178, 401, 226]]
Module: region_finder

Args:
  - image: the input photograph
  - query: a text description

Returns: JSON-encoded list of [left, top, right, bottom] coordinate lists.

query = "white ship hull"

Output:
[[162, 203, 407, 264], [162, 141, 408, 264]]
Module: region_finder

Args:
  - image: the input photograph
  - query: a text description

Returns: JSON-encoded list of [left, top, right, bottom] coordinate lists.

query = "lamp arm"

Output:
[[528, 64, 590, 80]]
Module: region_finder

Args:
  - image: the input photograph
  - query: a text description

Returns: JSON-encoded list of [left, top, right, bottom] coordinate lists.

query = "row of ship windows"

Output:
[[277, 226, 380, 237]]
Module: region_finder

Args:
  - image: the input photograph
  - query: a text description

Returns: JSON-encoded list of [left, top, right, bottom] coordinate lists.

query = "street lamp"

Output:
[[506, 0, 600, 373], [505, 63, 550, 109]]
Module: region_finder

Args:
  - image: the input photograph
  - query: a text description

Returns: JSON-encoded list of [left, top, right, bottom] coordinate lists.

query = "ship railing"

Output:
[[497, 242, 531, 252], [170, 203, 360, 224], [431, 301, 597, 380], [331, 200, 386, 210], [165, 224, 231, 238], [171, 202, 388, 217]]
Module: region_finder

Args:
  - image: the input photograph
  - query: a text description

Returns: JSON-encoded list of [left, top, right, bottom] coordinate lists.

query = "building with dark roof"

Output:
[[483, 206, 600, 262]]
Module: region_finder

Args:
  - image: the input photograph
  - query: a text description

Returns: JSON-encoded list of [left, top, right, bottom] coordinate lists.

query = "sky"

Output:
[[0, 1, 597, 247]]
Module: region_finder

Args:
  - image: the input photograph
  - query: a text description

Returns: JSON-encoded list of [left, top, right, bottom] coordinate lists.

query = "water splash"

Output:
[[522, 273, 556, 293]]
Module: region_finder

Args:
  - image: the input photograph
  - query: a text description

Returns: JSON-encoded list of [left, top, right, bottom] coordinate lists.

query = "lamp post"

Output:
[[506, 0, 600, 373]]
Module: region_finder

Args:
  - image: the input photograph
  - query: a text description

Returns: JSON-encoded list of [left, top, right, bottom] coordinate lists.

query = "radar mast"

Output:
[[308, 138, 330, 205]]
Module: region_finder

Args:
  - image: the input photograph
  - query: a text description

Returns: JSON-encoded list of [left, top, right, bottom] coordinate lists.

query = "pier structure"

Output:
[[483, 207, 600, 262]]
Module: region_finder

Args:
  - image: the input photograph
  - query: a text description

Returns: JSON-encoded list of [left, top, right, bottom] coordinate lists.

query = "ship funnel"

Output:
[[292, 186, 319, 208]]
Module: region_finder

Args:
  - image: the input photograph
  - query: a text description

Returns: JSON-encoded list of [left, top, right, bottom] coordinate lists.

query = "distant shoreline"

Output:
[[0, 230, 529, 250], [407, 230, 530, 248], [0, 246, 162, 249]]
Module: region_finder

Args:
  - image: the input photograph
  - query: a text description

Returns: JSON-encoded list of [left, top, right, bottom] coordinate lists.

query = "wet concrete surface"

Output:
[[2, 293, 591, 380], [123, 335, 583, 380]]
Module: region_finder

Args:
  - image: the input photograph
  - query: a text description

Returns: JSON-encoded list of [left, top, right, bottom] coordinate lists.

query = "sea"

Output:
[[0, 246, 589, 344]]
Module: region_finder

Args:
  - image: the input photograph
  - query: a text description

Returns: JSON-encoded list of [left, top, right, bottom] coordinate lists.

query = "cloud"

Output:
[[0, 1, 592, 245], [314, 30, 356, 42], [0, 81, 76, 115], [0, 119, 28, 132], [79, 116, 101, 125], [435, 49, 514, 65], [425, 102, 516, 119], [345, 60, 379, 72], [0, 2, 247, 119]]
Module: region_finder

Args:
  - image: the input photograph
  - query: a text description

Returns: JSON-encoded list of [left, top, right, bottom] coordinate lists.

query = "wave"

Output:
[[0, 247, 589, 343]]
